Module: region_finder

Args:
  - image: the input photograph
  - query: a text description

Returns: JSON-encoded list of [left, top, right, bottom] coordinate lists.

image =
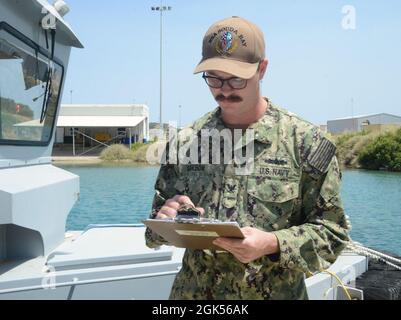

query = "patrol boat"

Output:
[[0, 0, 398, 300]]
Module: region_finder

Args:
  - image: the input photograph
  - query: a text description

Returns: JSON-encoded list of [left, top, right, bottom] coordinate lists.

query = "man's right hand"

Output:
[[155, 195, 205, 219]]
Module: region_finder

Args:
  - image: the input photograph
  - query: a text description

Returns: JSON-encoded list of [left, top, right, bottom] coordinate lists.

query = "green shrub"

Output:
[[100, 144, 133, 161], [130, 142, 144, 152], [335, 130, 380, 168], [130, 144, 151, 162], [358, 129, 401, 171], [99, 142, 158, 163]]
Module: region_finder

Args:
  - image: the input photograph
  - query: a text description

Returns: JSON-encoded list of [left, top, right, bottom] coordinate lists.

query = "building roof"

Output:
[[57, 104, 148, 128], [60, 104, 148, 117], [57, 116, 146, 128], [329, 113, 401, 121]]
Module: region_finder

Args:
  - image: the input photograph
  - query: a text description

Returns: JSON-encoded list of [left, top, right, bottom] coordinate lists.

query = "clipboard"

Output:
[[143, 218, 245, 250]]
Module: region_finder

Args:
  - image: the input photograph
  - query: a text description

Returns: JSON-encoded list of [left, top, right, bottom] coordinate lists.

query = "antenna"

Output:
[[178, 104, 182, 129], [351, 97, 356, 131], [53, 0, 70, 17]]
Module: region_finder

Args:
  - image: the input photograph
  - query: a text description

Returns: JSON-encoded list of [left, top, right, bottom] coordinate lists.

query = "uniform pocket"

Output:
[[174, 173, 211, 206], [246, 177, 300, 230]]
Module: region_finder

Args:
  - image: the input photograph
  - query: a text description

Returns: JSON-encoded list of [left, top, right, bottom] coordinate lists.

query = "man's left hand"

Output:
[[212, 227, 279, 264]]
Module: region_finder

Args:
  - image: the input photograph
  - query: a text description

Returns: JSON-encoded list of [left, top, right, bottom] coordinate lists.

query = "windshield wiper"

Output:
[[39, 29, 56, 124], [39, 66, 52, 123]]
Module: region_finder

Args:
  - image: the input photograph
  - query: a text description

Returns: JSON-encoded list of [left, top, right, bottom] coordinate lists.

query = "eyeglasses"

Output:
[[202, 73, 248, 89]]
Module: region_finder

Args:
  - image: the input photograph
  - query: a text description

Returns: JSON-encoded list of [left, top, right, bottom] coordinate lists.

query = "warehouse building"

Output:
[[327, 113, 401, 135], [55, 104, 149, 156]]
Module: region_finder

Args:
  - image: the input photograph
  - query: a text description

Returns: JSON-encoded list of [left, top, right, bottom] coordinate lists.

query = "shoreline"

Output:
[[52, 157, 399, 171], [52, 157, 401, 173], [52, 156, 103, 165], [52, 156, 156, 167]]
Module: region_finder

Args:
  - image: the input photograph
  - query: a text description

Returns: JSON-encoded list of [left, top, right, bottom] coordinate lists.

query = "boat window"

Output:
[[0, 26, 64, 146]]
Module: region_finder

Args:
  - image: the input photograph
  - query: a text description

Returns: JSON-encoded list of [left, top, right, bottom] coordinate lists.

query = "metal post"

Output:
[[351, 98, 356, 132], [129, 128, 132, 149], [178, 105, 182, 129], [151, 3, 172, 134], [72, 127, 75, 156], [146, 117, 149, 142], [159, 3, 163, 132]]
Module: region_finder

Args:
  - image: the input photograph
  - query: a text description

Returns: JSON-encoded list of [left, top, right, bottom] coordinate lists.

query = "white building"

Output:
[[56, 104, 149, 155], [327, 113, 401, 135]]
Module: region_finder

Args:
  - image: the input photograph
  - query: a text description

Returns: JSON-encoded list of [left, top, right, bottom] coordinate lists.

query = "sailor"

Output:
[[145, 16, 350, 299]]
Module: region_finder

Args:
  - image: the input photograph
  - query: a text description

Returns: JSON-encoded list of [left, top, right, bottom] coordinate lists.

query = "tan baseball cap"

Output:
[[194, 16, 265, 79]]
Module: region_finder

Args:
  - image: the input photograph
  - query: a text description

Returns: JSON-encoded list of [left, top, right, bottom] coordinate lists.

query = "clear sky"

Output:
[[61, 0, 401, 126]]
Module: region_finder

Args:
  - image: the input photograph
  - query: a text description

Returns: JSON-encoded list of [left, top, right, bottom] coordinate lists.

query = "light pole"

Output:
[[151, 2, 172, 132], [178, 104, 182, 129], [70, 90, 73, 104], [351, 97, 355, 132]]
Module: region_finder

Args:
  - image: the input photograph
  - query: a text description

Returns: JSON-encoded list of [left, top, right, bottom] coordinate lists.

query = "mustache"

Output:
[[215, 94, 243, 103]]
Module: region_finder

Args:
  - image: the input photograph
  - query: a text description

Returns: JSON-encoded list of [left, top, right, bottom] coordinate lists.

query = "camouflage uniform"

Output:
[[145, 100, 350, 300]]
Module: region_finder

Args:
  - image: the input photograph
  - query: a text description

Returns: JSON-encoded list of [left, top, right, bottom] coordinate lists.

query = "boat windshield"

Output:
[[0, 26, 63, 146]]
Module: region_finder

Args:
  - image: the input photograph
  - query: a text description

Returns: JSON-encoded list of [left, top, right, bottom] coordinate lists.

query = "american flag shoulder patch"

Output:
[[307, 138, 336, 173]]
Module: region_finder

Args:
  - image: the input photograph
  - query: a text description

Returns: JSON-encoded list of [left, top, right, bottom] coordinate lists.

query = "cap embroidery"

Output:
[[216, 31, 238, 56]]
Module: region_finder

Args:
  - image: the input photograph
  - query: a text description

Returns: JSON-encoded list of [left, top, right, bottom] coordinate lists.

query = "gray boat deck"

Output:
[[0, 226, 367, 299]]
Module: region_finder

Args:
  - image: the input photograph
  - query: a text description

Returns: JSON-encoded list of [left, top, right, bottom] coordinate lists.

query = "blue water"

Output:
[[62, 164, 159, 230], [58, 164, 401, 256], [341, 170, 401, 255]]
